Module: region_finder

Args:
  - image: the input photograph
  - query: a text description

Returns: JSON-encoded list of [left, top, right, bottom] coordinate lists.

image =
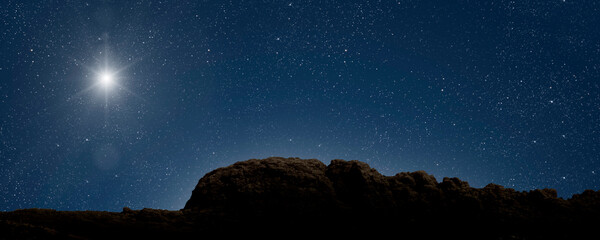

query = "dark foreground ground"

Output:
[[2, 157, 600, 239]]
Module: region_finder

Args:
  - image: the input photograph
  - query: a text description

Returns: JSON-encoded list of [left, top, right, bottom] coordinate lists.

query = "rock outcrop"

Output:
[[184, 158, 580, 218], [183, 157, 600, 237], [2, 157, 600, 239]]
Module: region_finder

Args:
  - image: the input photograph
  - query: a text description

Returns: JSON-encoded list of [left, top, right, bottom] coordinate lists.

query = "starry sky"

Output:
[[1, 0, 599, 211]]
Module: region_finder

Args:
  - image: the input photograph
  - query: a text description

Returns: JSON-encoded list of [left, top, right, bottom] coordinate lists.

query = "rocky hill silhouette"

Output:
[[2, 157, 600, 239]]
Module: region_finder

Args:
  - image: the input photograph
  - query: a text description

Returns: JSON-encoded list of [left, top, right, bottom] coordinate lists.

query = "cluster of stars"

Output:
[[0, 0, 599, 211]]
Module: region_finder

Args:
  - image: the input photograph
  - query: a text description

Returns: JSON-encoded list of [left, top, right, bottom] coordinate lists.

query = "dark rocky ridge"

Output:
[[2, 157, 600, 239]]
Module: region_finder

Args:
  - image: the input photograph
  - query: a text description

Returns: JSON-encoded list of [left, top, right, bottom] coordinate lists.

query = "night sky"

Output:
[[1, 0, 600, 211]]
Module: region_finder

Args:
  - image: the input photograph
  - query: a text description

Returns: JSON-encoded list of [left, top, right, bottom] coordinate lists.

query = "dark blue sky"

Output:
[[1, 0, 599, 211]]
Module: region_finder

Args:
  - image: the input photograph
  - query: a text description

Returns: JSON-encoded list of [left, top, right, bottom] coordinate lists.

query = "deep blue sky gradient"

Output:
[[1, 0, 600, 211]]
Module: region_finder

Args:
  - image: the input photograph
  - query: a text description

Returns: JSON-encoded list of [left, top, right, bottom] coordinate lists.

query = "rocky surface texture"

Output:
[[2, 157, 600, 239]]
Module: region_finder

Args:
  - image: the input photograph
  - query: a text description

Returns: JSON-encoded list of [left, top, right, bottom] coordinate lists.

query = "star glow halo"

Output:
[[91, 59, 123, 92], [86, 45, 130, 95], [76, 44, 137, 107], [99, 71, 115, 88]]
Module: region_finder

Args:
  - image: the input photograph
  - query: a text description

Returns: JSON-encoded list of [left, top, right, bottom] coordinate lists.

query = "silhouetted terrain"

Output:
[[2, 157, 600, 239]]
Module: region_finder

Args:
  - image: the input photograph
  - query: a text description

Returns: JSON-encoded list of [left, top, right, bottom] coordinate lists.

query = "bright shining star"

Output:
[[99, 72, 114, 87]]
